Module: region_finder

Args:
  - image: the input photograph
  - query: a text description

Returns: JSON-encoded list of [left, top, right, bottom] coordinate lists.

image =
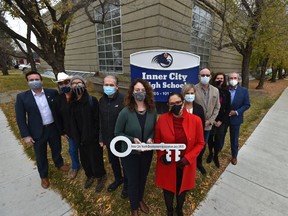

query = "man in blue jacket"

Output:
[[15, 71, 68, 189], [227, 72, 250, 165]]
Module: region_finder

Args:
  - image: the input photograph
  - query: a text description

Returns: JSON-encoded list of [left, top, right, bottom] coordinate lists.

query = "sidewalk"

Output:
[[0, 109, 74, 216], [192, 88, 288, 216]]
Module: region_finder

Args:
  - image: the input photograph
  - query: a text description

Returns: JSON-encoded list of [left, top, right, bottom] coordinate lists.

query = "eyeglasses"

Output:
[[58, 80, 70, 85], [200, 74, 210, 77], [168, 100, 182, 106], [71, 82, 84, 86]]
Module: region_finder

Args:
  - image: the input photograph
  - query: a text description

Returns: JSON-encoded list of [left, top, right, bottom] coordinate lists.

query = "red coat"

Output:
[[154, 110, 205, 194]]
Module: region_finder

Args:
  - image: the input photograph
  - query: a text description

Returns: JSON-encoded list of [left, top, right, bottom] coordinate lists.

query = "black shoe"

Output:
[[213, 155, 220, 168], [108, 179, 123, 192], [95, 175, 107, 192], [121, 189, 128, 199], [197, 164, 207, 175], [206, 152, 213, 163], [84, 177, 94, 189]]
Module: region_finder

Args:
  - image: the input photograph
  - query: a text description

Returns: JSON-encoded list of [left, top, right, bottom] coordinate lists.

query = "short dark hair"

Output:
[[25, 71, 42, 81], [167, 92, 184, 103]]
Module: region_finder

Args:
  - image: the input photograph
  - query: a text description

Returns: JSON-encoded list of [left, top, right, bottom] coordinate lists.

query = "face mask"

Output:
[[60, 86, 71, 93], [170, 104, 182, 116], [229, 79, 238, 87], [184, 94, 195, 103], [215, 80, 223, 86], [133, 92, 146, 101], [200, 76, 210, 85], [28, 80, 42, 89], [72, 86, 86, 95], [103, 86, 116, 96]]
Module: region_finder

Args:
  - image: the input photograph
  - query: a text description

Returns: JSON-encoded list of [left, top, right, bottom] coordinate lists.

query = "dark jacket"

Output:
[[69, 91, 99, 145], [192, 101, 205, 130], [99, 91, 124, 145], [15, 88, 59, 139], [215, 88, 231, 124], [53, 93, 71, 136]]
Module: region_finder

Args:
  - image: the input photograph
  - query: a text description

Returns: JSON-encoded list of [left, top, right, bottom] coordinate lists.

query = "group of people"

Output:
[[15, 68, 250, 216]]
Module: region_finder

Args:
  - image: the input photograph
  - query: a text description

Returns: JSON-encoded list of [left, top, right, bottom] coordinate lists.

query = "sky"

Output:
[[6, 14, 37, 45]]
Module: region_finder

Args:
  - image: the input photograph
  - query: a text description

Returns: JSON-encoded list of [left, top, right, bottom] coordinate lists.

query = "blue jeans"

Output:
[[68, 137, 80, 170]]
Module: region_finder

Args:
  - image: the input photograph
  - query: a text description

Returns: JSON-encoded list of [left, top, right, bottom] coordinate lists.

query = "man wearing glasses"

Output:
[[15, 71, 69, 189], [194, 68, 220, 175], [53, 72, 81, 179]]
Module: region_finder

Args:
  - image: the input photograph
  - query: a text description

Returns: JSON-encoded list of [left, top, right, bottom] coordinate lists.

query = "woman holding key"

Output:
[[154, 92, 205, 216], [114, 78, 157, 216]]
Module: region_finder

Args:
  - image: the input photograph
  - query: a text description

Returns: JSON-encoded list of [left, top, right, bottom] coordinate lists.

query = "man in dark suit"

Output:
[[227, 72, 250, 165], [15, 71, 69, 189]]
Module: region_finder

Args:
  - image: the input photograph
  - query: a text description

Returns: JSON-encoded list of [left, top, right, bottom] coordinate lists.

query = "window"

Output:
[[191, 5, 213, 69], [95, 1, 122, 73]]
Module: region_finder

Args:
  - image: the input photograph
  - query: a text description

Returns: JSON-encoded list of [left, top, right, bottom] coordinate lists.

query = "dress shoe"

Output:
[[84, 177, 94, 189], [206, 152, 213, 163], [95, 175, 107, 192], [197, 164, 207, 175], [139, 200, 149, 214], [58, 165, 69, 173], [131, 210, 139, 216], [68, 169, 79, 179], [41, 178, 50, 189], [231, 158, 237, 165], [121, 189, 128, 199], [107, 179, 123, 192], [213, 155, 220, 168]]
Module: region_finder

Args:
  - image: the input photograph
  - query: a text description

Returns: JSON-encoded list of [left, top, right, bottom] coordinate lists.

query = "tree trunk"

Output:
[[277, 66, 283, 80], [256, 56, 269, 89], [1, 68, 9, 75], [271, 66, 277, 82], [241, 48, 252, 88]]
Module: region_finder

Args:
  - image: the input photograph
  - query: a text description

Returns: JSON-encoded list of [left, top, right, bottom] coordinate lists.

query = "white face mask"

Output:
[[229, 79, 238, 87], [200, 76, 210, 85], [184, 94, 195, 103]]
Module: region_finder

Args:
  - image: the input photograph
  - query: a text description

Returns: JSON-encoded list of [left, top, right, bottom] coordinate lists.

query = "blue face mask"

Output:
[[28, 80, 42, 89], [60, 86, 71, 93], [103, 86, 116, 96], [184, 94, 195, 103]]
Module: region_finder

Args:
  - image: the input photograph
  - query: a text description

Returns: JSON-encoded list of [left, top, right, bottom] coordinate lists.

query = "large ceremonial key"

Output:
[[110, 136, 186, 162]]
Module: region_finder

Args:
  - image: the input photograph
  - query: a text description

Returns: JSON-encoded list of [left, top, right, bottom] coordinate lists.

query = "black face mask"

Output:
[[170, 104, 182, 116], [215, 80, 223, 86]]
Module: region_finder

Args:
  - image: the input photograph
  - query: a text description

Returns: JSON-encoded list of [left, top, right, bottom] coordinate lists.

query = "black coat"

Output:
[[53, 93, 71, 136], [192, 101, 205, 131], [99, 91, 124, 145], [215, 88, 230, 124], [69, 92, 99, 145]]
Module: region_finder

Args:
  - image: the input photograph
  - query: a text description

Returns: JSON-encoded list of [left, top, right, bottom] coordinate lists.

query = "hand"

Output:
[[23, 136, 35, 147], [99, 142, 104, 147], [146, 138, 153, 144], [229, 110, 237, 116], [214, 121, 222, 127], [63, 134, 69, 140], [205, 120, 211, 127], [134, 138, 141, 144], [160, 154, 171, 165], [176, 157, 189, 169]]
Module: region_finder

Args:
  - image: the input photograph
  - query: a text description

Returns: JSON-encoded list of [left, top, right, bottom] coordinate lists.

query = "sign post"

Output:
[[130, 50, 200, 103]]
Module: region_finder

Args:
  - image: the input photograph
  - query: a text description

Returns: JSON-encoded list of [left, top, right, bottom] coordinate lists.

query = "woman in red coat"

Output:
[[154, 93, 205, 216]]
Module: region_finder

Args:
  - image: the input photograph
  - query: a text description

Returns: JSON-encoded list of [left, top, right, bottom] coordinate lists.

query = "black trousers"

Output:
[[33, 124, 63, 178], [107, 144, 127, 189], [208, 124, 226, 156], [79, 143, 106, 178], [163, 168, 187, 213], [121, 151, 153, 210]]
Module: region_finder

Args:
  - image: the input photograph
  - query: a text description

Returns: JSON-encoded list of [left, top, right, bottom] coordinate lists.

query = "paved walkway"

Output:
[[0, 110, 74, 216], [192, 88, 288, 216]]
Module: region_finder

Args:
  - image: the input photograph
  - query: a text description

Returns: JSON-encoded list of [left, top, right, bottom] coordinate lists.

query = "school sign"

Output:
[[130, 50, 200, 102]]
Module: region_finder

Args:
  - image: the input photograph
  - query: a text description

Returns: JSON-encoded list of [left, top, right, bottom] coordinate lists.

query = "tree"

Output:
[[0, 0, 115, 77], [197, 0, 288, 88], [0, 10, 14, 75]]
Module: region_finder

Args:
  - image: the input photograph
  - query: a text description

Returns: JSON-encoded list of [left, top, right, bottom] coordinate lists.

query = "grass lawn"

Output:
[[1, 70, 287, 215]]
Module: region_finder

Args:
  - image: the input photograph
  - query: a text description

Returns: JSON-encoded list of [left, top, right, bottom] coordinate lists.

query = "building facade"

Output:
[[41, 0, 242, 75]]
